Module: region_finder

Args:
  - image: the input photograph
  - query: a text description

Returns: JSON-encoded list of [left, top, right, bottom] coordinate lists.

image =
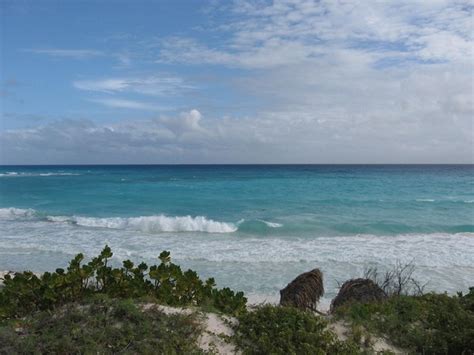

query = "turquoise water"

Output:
[[1, 165, 473, 305]]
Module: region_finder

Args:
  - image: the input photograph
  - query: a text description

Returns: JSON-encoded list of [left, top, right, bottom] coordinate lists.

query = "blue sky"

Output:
[[1, 0, 473, 163]]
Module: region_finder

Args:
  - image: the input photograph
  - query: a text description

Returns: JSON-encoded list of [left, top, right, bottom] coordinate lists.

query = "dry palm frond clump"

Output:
[[330, 278, 387, 312], [279, 269, 324, 312]]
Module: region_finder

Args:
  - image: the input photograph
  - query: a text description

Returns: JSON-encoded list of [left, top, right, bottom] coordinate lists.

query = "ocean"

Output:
[[0, 165, 473, 306]]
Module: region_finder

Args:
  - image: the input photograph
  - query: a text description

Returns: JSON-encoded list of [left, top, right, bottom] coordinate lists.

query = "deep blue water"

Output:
[[1, 165, 473, 304]]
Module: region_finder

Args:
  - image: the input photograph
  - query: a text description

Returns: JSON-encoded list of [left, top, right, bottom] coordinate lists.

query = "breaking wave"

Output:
[[0, 208, 236, 233], [236, 218, 283, 230], [47, 215, 238, 233], [0, 207, 37, 219]]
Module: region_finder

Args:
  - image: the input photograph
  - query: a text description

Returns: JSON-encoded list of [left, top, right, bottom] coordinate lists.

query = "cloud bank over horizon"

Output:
[[1, 0, 473, 164]]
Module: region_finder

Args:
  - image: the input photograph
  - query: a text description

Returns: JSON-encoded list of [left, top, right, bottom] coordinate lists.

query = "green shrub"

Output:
[[0, 296, 206, 354], [335, 290, 474, 354], [459, 287, 474, 312], [234, 305, 360, 354], [0, 246, 247, 318]]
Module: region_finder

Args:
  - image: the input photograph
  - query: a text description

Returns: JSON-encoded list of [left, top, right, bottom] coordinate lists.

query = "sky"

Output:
[[0, 0, 473, 164]]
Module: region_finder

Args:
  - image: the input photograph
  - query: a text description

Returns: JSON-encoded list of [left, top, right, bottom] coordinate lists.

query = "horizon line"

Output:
[[1, 163, 473, 167]]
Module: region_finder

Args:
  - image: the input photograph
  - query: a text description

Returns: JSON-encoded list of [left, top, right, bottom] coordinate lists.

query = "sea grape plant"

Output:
[[0, 246, 247, 319]]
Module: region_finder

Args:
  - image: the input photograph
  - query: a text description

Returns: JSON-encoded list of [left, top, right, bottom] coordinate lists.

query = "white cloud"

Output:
[[74, 76, 194, 96], [0, 110, 209, 164], [6, 0, 472, 164], [412, 31, 472, 62], [158, 0, 472, 68], [88, 98, 169, 111], [25, 48, 138, 66], [25, 48, 105, 59], [1, 101, 472, 164], [160, 109, 204, 135], [149, 0, 473, 164]]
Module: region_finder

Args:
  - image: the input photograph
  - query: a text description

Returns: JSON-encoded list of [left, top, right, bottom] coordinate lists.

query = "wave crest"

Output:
[[0, 207, 237, 233], [257, 219, 283, 228], [0, 208, 36, 219], [47, 214, 238, 233]]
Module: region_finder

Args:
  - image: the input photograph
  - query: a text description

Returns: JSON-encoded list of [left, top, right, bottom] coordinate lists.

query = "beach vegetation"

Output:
[[234, 304, 360, 354], [0, 296, 206, 354], [0, 246, 247, 319], [363, 260, 427, 297], [334, 288, 474, 354]]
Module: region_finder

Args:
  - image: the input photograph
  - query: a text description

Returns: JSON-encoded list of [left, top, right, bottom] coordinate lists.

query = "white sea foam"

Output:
[[236, 218, 283, 228], [0, 172, 80, 177], [0, 208, 36, 219], [1, 220, 473, 302], [258, 219, 283, 228], [1, 212, 473, 301], [415, 198, 474, 204], [38, 173, 80, 176], [47, 214, 237, 233], [46, 215, 71, 223]]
